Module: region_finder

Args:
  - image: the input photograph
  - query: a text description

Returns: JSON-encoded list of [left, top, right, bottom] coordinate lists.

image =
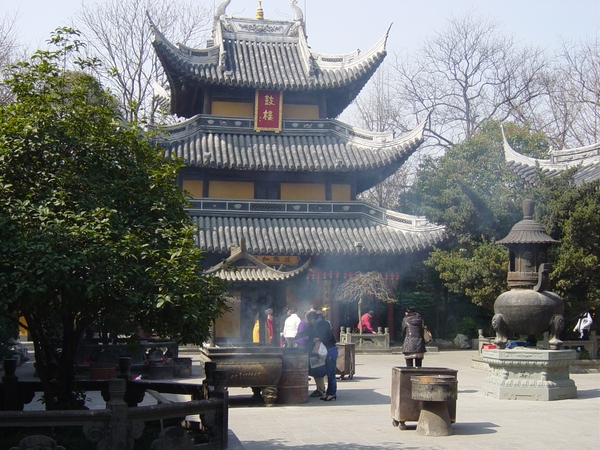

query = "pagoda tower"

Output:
[[151, 0, 445, 345]]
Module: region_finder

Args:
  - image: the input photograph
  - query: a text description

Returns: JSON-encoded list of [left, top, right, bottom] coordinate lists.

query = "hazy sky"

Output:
[[5, 0, 600, 56]]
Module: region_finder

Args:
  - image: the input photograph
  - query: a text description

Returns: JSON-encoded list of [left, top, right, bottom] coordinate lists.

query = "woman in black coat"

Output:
[[401, 306, 426, 367]]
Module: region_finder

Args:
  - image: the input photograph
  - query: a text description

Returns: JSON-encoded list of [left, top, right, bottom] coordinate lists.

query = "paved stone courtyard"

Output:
[[17, 348, 599, 449], [225, 349, 599, 450]]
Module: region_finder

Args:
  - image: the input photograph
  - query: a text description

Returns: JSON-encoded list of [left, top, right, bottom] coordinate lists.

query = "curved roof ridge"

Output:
[[502, 127, 548, 167], [503, 125, 600, 170], [149, 16, 221, 67], [150, 10, 388, 100], [310, 23, 391, 71], [503, 125, 600, 186], [549, 141, 600, 163]]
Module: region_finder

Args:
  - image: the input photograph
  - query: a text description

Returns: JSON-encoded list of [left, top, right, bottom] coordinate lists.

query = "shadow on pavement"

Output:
[[238, 441, 424, 450], [576, 388, 600, 399], [452, 421, 499, 435], [228, 388, 391, 407]]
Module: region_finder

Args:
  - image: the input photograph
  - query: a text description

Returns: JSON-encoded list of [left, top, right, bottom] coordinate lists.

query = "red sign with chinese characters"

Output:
[[254, 89, 283, 132]]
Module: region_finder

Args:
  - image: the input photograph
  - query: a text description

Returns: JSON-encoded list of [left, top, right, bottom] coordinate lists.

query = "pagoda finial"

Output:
[[256, 1, 264, 20]]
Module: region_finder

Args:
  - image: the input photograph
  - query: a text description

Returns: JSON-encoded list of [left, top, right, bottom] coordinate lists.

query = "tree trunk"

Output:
[[358, 299, 363, 334], [28, 314, 88, 410]]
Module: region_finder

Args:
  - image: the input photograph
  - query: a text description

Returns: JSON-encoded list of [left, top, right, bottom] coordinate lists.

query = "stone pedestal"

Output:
[[411, 375, 457, 436], [482, 348, 577, 401]]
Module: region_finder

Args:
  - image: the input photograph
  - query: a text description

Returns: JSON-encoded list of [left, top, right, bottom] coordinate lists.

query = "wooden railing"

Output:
[[0, 357, 229, 450]]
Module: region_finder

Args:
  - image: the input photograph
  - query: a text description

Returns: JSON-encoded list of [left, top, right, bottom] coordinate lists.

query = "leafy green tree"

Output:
[[0, 30, 227, 410], [427, 240, 506, 311], [399, 121, 547, 314], [534, 174, 600, 321]]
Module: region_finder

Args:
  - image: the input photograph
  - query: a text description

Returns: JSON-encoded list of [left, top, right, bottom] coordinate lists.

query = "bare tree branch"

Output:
[[334, 271, 395, 333], [74, 0, 212, 123], [392, 12, 549, 151], [0, 10, 21, 104]]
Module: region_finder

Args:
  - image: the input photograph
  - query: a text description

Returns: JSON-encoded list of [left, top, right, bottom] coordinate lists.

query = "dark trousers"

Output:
[[325, 348, 338, 396], [406, 358, 422, 367]]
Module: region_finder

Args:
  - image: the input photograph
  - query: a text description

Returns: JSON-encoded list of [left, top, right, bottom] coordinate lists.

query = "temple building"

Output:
[[503, 130, 600, 186], [151, 0, 445, 344]]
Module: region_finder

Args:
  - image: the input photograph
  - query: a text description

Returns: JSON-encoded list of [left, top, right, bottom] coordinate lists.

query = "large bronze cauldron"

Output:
[[200, 345, 283, 406], [493, 288, 563, 336], [492, 200, 565, 349]]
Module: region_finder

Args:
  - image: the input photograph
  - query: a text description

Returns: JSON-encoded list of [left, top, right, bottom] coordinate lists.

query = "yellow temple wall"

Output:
[[331, 184, 351, 201], [210, 101, 319, 120], [208, 181, 254, 199], [281, 183, 326, 200], [212, 101, 253, 117], [182, 180, 351, 201], [283, 104, 319, 119], [182, 179, 203, 198]]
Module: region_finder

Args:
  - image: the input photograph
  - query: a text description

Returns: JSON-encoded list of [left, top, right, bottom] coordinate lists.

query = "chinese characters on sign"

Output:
[[255, 255, 298, 266], [254, 89, 283, 132]]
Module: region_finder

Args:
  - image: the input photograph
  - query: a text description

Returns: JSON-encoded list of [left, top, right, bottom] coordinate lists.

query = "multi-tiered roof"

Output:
[[151, 1, 445, 278]]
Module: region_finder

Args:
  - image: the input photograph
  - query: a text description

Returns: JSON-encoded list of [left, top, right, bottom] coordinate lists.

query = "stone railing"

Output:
[[475, 330, 599, 360], [561, 331, 599, 359], [339, 327, 390, 350], [0, 358, 228, 450]]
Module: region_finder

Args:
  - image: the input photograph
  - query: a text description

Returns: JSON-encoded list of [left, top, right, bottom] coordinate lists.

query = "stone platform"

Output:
[[482, 348, 577, 401]]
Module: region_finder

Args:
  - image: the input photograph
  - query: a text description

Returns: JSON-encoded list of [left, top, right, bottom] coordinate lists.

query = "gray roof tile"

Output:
[[150, 11, 389, 116], [188, 200, 445, 256], [159, 116, 425, 173]]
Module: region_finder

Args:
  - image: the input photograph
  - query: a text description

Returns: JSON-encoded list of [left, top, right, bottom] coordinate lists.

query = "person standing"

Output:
[[296, 310, 326, 397], [282, 306, 301, 348], [265, 308, 274, 344], [252, 313, 260, 343], [357, 310, 376, 334], [294, 310, 311, 350], [401, 306, 426, 367], [573, 309, 594, 339], [307, 310, 338, 401]]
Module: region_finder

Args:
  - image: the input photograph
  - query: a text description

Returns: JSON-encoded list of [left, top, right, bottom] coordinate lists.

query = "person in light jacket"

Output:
[[401, 306, 426, 367], [573, 309, 594, 339], [282, 306, 301, 348]]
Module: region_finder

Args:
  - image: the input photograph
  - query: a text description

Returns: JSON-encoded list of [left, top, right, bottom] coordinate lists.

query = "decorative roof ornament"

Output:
[[256, 1, 264, 20], [215, 0, 231, 20], [291, 0, 304, 23]]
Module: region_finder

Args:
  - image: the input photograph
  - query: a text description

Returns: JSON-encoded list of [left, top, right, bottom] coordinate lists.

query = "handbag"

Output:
[[309, 342, 327, 370], [308, 357, 327, 378], [317, 342, 327, 357], [424, 326, 433, 344], [309, 355, 326, 369]]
